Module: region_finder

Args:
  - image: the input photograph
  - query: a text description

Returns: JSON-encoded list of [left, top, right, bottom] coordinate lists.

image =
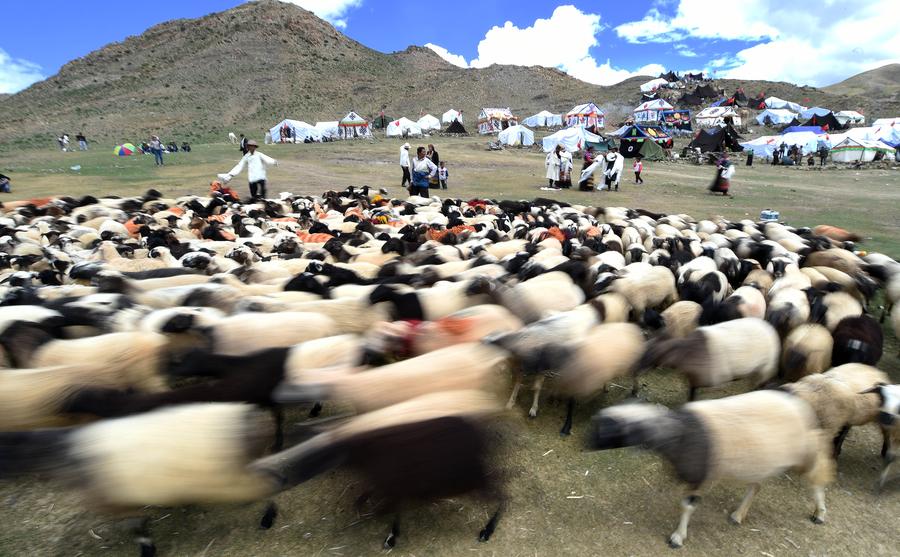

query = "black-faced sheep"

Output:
[[644, 301, 702, 339], [587, 390, 834, 548], [830, 315, 884, 366]]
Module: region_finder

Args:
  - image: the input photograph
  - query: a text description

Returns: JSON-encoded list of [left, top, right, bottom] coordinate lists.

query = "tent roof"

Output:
[[541, 125, 601, 152], [480, 108, 515, 119], [567, 102, 604, 116], [640, 78, 669, 92], [620, 136, 666, 160], [696, 106, 738, 118], [693, 84, 719, 99], [634, 99, 674, 112], [782, 125, 824, 135], [339, 111, 368, 126], [445, 120, 467, 134], [803, 112, 843, 131], [799, 107, 832, 119], [688, 124, 743, 152], [417, 114, 441, 129]]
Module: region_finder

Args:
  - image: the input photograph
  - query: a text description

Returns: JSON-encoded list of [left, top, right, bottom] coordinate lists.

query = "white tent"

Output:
[[523, 110, 563, 128], [269, 119, 322, 143], [497, 125, 535, 147], [441, 109, 462, 124], [565, 103, 605, 129], [798, 107, 832, 119], [756, 109, 798, 126], [606, 125, 630, 138], [633, 99, 673, 124], [831, 137, 895, 163], [314, 121, 340, 140], [741, 135, 781, 158], [780, 131, 823, 154], [640, 78, 668, 93], [385, 117, 423, 138], [417, 114, 441, 131], [871, 121, 900, 147], [695, 106, 741, 128], [764, 97, 805, 113], [541, 126, 601, 153], [338, 111, 371, 139], [834, 110, 865, 126], [872, 117, 900, 127]]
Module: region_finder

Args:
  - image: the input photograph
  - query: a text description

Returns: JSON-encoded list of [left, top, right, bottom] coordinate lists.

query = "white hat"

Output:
[[402, 143, 410, 149]]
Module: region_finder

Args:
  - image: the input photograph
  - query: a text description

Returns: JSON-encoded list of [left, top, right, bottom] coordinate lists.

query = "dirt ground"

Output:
[[0, 136, 899, 556]]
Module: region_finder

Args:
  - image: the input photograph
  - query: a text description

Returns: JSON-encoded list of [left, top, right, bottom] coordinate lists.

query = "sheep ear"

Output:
[[859, 383, 886, 395]]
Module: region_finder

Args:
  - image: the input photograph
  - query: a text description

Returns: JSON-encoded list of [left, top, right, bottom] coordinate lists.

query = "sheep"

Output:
[[466, 271, 585, 323], [266, 297, 391, 334], [197, 311, 339, 356], [273, 343, 508, 413], [781, 324, 833, 380], [781, 364, 889, 458], [892, 305, 900, 356], [0, 403, 283, 555], [644, 300, 702, 339], [803, 248, 864, 276], [678, 269, 730, 305], [813, 225, 861, 243], [370, 280, 487, 322], [587, 390, 833, 548], [699, 285, 766, 325], [252, 389, 506, 548], [635, 318, 780, 401], [742, 268, 774, 297], [765, 287, 810, 337], [865, 384, 900, 492], [830, 315, 883, 366], [608, 265, 677, 321], [814, 290, 862, 331]]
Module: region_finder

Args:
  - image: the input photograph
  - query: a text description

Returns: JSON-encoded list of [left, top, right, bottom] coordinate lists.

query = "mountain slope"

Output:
[[824, 63, 900, 99], [0, 1, 897, 148]]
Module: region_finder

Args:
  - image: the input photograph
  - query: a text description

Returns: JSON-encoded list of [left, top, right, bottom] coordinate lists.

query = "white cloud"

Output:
[[674, 44, 697, 58], [618, 0, 900, 86], [279, 0, 362, 28], [425, 43, 469, 68], [0, 48, 44, 94]]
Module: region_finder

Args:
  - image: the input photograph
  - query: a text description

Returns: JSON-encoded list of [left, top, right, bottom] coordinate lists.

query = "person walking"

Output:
[[410, 146, 437, 197], [709, 153, 734, 196], [76, 132, 88, 151], [222, 140, 277, 200], [438, 161, 449, 190], [545, 146, 562, 189], [61, 134, 70, 152], [149, 136, 164, 166], [633, 156, 644, 184], [399, 142, 411, 189], [427, 144, 441, 190]]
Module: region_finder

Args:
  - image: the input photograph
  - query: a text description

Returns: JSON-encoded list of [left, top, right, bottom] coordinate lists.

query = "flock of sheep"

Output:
[[0, 186, 898, 554]]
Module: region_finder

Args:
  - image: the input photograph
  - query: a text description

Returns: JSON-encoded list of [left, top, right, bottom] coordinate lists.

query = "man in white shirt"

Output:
[[410, 146, 437, 197], [399, 142, 411, 189], [223, 140, 277, 200]]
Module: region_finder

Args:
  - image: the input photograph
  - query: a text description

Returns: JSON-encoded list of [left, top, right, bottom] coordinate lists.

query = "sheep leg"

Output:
[[810, 486, 827, 524], [876, 453, 896, 494], [506, 373, 523, 410], [259, 502, 278, 529], [528, 375, 545, 418], [560, 397, 576, 436], [308, 402, 323, 418], [383, 514, 401, 549], [832, 425, 851, 458], [729, 483, 760, 525], [688, 386, 699, 402], [668, 494, 700, 549], [478, 505, 504, 542], [123, 517, 155, 557]]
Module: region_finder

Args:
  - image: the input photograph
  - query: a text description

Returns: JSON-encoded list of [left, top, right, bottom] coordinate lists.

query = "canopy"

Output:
[[338, 112, 371, 139], [640, 78, 668, 93], [835, 111, 865, 126], [799, 107, 832, 119], [617, 124, 672, 147], [444, 120, 468, 134], [523, 110, 563, 128], [497, 125, 535, 147], [314, 121, 340, 140], [756, 109, 798, 126], [385, 117, 423, 138], [695, 106, 741, 128], [764, 97, 805, 113], [417, 114, 441, 131], [831, 137, 895, 163], [661, 109, 692, 132], [619, 136, 666, 160], [633, 99, 674, 123], [565, 103, 605, 129], [541, 126, 601, 153], [269, 119, 322, 143], [688, 124, 743, 153], [441, 109, 462, 124], [114, 143, 137, 156], [478, 107, 517, 134]]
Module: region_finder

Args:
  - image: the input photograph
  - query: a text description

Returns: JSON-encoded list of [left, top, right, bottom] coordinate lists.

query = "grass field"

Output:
[[0, 137, 899, 556]]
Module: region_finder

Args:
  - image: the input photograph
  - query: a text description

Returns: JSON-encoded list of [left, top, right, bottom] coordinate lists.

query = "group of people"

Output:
[[400, 143, 448, 196], [56, 133, 89, 152], [546, 145, 641, 192], [772, 143, 829, 167]]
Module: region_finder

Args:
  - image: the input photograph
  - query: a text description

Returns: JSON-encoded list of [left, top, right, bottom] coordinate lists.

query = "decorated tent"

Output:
[[756, 109, 798, 126], [617, 125, 673, 158], [640, 78, 669, 93], [523, 110, 563, 128], [497, 125, 535, 147], [114, 143, 137, 156], [478, 108, 517, 134], [799, 107, 832, 119], [441, 109, 462, 124], [417, 114, 442, 131], [830, 137, 895, 163], [444, 120, 468, 134], [688, 124, 743, 153], [764, 97, 804, 113], [695, 106, 741, 128], [633, 99, 674, 124], [541, 126, 601, 153], [269, 119, 322, 143], [338, 112, 371, 139], [803, 113, 844, 131], [385, 117, 423, 138], [661, 110, 692, 132], [835, 111, 865, 126], [565, 103, 605, 129], [314, 121, 340, 140]]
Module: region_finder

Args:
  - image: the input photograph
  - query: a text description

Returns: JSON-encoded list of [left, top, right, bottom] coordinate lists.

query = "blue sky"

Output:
[[1, 0, 897, 94]]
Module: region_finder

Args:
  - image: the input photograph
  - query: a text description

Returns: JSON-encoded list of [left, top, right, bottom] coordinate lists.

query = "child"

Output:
[[633, 157, 644, 184], [438, 161, 449, 190]]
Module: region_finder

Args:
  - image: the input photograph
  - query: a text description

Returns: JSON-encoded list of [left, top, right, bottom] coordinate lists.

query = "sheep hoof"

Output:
[[810, 515, 825, 525], [259, 502, 277, 529], [667, 534, 684, 549], [383, 532, 396, 549], [728, 513, 742, 525], [478, 528, 492, 542], [559, 428, 572, 437], [139, 541, 157, 557], [528, 409, 538, 419]]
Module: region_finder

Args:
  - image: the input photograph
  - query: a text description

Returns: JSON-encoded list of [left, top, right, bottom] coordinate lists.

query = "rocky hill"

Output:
[[0, 0, 896, 148], [824, 63, 900, 100]]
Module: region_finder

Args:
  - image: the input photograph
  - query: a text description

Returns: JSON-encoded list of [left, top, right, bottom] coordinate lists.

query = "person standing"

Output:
[[222, 140, 277, 200], [558, 149, 573, 189], [239, 134, 249, 154], [149, 136, 164, 166], [410, 146, 437, 197], [818, 145, 828, 166], [61, 134, 70, 152], [438, 161, 449, 190], [76, 132, 88, 151], [545, 146, 562, 189], [399, 143, 411, 189], [633, 156, 644, 184], [603, 147, 624, 191], [0, 173, 11, 193], [427, 144, 440, 189]]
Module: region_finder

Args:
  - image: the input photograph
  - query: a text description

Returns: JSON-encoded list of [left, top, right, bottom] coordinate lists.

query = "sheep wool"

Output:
[[552, 323, 645, 396], [658, 301, 702, 338], [781, 324, 833, 380], [208, 312, 338, 356]]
